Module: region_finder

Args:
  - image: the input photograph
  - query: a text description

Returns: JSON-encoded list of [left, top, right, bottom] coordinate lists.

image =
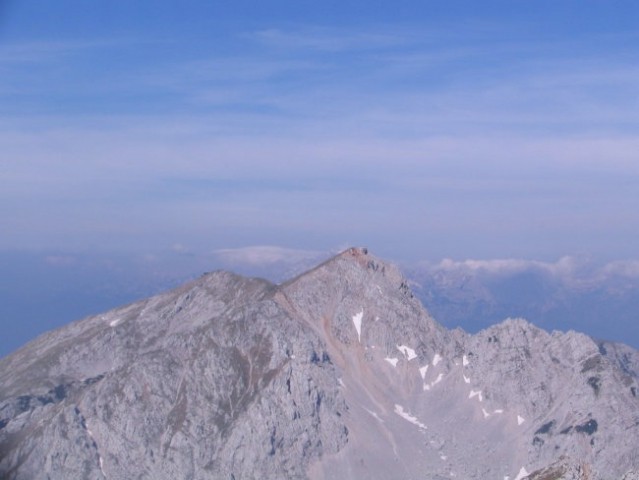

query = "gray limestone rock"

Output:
[[1, 248, 638, 479]]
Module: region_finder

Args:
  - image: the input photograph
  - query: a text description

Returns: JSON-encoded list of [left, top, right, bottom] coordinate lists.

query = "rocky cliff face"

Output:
[[1, 248, 638, 479]]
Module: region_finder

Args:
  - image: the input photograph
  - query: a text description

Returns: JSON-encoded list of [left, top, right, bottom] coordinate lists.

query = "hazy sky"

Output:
[[1, 1, 638, 262]]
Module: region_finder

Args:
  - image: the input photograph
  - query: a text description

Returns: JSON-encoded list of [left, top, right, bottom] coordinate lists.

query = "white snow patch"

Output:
[[469, 390, 483, 402], [397, 345, 417, 360], [109, 318, 122, 328], [364, 407, 383, 422], [514, 467, 529, 480], [352, 310, 363, 343], [338, 378, 345, 388], [462, 355, 469, 366], [394, 404, 427, 430], [494, 409, 504, 414], [86, 425, 106, 477], [384, 357, 399, 367], [517, 415, 525, 426], [432, 353, 442, 366], [440, 454, 447, 460], [423, 373, 444, 391], [482, 408, 490, 418], [419, 365, 429, 379], [463, 374, 470, 384]]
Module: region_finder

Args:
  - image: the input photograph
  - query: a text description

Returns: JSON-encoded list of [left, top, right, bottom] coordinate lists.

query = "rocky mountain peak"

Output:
[[1, 248, 637, 479]]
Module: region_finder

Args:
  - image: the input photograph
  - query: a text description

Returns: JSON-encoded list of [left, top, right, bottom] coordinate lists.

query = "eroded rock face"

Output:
[[1, 248, 638, 479]]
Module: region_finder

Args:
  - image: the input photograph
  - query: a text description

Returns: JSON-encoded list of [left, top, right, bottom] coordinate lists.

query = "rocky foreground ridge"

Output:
[[1, 248, 638, 479]]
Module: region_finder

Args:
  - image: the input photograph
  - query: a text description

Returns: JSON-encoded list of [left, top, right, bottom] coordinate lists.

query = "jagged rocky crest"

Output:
[[1, 248, 638, 479]]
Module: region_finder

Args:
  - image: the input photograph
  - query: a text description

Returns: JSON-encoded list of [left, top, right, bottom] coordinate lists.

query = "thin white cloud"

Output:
[[171, 243, 190, 254], [419, 257, 639, 292], [212, 246, 327, 267], [0, 39, 122, 63], [250, 27, 411, 52], [44, 255, 77, 267], [429, 257, 584, 278], [600, 261, 639, 279]]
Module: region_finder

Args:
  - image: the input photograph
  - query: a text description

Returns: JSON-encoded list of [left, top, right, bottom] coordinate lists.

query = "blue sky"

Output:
[[2, 1, 638, 261]]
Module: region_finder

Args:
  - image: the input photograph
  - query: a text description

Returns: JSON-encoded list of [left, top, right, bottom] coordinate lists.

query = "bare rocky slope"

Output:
[[1, 248, 638, 479]]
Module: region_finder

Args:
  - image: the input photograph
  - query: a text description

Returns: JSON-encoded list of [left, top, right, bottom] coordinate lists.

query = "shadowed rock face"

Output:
[[1, 248, 638, 479]]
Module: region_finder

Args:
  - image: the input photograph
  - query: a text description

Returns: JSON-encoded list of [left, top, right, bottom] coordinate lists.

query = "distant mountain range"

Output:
[[405, 256, 639, 348], [1, 248, 638, 479]]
